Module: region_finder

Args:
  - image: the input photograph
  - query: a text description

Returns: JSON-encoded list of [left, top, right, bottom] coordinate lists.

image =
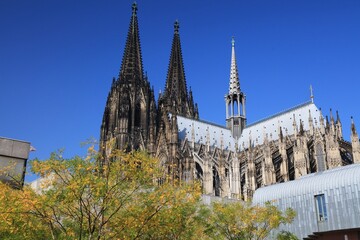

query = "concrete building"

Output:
[[0, 137, 31, 188]]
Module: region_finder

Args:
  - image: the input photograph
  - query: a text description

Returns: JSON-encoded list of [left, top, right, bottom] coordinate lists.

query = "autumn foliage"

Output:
[[199, 201, 296, 240], [0, 147, 295, 239]]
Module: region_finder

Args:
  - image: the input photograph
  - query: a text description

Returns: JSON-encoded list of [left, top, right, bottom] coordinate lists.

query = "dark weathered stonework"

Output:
[[100, 4, 197, 166], [100, 3, 156, 156]]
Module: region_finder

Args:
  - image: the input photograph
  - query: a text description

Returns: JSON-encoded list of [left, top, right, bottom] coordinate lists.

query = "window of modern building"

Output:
[[315, 194, 327, 221]]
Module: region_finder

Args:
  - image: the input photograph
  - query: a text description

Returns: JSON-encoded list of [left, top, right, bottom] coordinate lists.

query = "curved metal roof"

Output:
[[253, 164, 360, 204]]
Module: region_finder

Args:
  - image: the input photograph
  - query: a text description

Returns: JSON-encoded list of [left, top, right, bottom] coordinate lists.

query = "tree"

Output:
[[277, 230, 299, 240], [0, 183, 49, 240], [0, 145, 296, 239], [0, 147, 202, 239], [201, 201, 296, 240]]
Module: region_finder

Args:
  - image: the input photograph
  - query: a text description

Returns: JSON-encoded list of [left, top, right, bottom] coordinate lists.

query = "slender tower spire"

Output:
[[229, 37, 241, 95], [159, 20, 198, 119], [225, 37, 246, 139]]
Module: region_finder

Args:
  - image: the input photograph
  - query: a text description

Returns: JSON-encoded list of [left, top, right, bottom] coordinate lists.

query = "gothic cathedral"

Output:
[[100, 4, 360, 199]]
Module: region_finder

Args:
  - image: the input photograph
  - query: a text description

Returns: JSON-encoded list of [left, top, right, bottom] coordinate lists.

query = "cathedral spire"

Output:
[[119, 2, 144, 84], [100, 3, 154, 158], [225, 37, 246, 139], [160, 20, 198, 119], [164, 20, 187, 103], [229, 37, 241, 95]]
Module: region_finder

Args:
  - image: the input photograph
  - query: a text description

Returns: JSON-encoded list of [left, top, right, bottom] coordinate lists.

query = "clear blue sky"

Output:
[[1, 1, 360, 182]]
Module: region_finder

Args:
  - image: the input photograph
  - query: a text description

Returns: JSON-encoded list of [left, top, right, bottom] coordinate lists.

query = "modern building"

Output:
[[253, 163, 360, 239], [100, 3, 360, 199], [0, 137, 32, 188]]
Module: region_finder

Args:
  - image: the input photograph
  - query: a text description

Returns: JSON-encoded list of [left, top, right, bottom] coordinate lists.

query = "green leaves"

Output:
[[200, 201, 296, 240]]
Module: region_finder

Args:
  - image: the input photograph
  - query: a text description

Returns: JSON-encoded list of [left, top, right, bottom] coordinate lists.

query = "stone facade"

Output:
[[100, 4, 360, 199]]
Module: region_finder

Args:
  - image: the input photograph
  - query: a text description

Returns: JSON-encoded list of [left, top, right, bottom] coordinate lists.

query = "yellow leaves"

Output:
[[2, 147, 295, 240], [25, 149, 206, 239], [0, 182, 50, 239]]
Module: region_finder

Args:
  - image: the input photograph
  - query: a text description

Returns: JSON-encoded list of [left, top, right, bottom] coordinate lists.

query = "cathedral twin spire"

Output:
[[100, 3, 154, 154], [164, 20, 187, 100], [160, 20, 198, 119], [119, 2, 144, 85], [100, 3, 198, 155]]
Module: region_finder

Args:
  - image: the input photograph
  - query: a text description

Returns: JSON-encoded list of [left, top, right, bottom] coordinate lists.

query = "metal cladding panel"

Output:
[[253, 164, 360, 239]]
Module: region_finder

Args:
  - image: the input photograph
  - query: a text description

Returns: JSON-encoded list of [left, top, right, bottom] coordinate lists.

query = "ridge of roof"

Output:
[[0, 136, 30, 144], [246, 100, 313, 128], [176, 114, 228, 130]]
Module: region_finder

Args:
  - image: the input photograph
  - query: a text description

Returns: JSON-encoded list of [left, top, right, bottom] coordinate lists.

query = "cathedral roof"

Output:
[[177, 101, 322, 151], [177, 115, 236, 151], [240, 101, 321, 148]]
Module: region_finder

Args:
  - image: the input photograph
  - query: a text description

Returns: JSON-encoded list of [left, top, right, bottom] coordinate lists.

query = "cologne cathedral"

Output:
[[100, 3, 360, 199]]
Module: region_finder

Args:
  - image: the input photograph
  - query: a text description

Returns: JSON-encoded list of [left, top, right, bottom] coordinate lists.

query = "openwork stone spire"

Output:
[[119, 2, 144, 84], [164, 20, 188, 105], [229, 37, 241, 95], [160, 20, 198, 119]]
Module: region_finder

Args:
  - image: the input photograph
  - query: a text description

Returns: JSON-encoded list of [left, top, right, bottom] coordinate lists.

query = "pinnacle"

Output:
[[132, 2, 137, 15], [174, 20, 180, 34], [229, 37, 240, 95]]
